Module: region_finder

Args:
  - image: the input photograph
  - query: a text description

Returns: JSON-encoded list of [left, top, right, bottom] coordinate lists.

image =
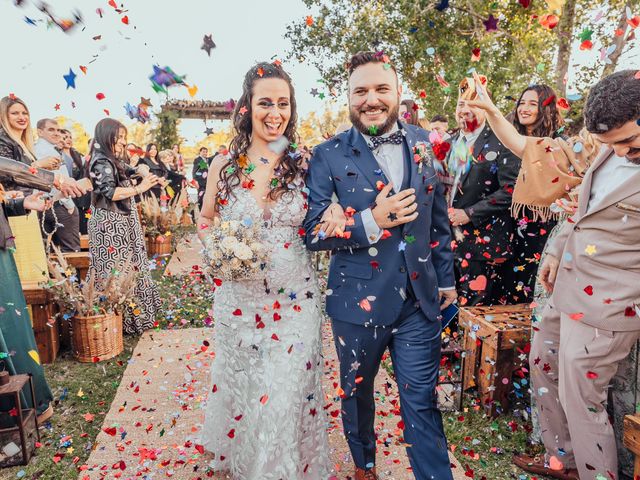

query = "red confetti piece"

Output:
[[569, 312, 584, 321], [96, 92, 106, 100], [584, 285, 593, 296], [103, 427, 117, 436], [227, 429, 235, 438], [121, 15, 129, 25], [260, 394, 269, 405], [625, 306, 637, 317], [586, 371, 598, 379], [359, 298, 372, 312], [232, 309, 242, 316]]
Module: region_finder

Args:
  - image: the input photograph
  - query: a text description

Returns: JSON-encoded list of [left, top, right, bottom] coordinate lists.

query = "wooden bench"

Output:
[[50, 251, 91, 283], [21, 280, 58, 364], [624, 414, 640, 477], [459, 304, 532, 417]]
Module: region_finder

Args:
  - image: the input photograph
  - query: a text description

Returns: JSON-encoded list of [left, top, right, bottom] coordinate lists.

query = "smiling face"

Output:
[[61, 131, 73, 149], [348, 62, 401, 135], [593, 119, 640, 163], [114, 128, 127, 156], [38, 120, 61, 146], [517, 89, 539, 128], [148, 144, 158, 158], [456, 99, 486, 133], [7, 102, 30, 133], [250, 77, 291, 145]]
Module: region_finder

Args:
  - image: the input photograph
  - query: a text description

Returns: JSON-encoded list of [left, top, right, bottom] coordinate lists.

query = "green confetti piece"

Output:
[[368, 125, 379, 135], [404, 235, 416, 244]]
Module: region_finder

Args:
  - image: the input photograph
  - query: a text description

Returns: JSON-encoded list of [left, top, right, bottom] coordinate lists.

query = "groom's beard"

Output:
[[349, 103, 400, 136], [626, 147, 640, 164]]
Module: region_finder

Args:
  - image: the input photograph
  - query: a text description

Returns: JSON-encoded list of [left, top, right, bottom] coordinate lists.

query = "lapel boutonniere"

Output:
[[413, 142, 436, 174]]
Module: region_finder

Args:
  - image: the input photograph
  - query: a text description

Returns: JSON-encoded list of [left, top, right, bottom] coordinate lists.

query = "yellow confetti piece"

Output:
[[77, 388, 84, 397], [28, 350, 40, 365], [585, 244, 597, 256]]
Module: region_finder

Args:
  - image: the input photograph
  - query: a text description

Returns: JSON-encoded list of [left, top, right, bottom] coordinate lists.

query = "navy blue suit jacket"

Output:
[[303, 123, 455, 326]]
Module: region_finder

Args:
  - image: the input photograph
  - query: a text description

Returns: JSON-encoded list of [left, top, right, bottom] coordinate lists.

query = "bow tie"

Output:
[[369, 130, 404, 150]]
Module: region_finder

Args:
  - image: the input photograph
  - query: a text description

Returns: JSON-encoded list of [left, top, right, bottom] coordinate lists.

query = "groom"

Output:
[[304, 51, 456, 480]]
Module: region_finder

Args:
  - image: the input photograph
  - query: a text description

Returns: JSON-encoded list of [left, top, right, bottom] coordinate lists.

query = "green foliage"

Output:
[[286, 0, 559, 120], [151, 109, 181, 150]]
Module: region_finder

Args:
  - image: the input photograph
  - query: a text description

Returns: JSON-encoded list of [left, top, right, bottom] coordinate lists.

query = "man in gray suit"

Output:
[[515, 71, 640, 480]]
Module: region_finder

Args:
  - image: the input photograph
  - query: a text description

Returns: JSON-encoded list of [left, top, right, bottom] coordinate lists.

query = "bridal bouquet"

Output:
[[202, 219, 268, 281]]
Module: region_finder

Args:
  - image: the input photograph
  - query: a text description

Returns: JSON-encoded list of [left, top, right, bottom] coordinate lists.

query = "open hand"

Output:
[[33, 156, 61, 171], [461, 71, 498, 114], [539, 254, 560, 293], [23, 192, 50, 212], [371, 183, 418, 229]]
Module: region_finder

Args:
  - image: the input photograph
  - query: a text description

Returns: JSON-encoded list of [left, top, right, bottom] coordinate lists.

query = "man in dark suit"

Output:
[[304, 51, 456, 480], [445, 78, 520, 306], [191, 146, 209, 209]]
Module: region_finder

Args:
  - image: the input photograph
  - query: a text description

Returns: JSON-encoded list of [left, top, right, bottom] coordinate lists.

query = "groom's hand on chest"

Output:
[[371, 183, 418, 229]]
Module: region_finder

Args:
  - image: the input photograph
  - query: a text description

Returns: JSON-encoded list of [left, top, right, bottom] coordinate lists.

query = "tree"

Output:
[[55, 116, 90, 154], [298, 102, 350, 146], [286, 0, 558, 120], [151, 109, 181, 150]]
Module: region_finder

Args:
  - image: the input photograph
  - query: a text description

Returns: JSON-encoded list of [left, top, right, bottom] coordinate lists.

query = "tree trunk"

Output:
[[601, 0, 632, 78], [554, 0, 577, 97]]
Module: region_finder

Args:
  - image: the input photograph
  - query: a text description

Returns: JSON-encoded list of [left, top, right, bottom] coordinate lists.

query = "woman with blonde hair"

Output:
[[0, 95, 60, 282]]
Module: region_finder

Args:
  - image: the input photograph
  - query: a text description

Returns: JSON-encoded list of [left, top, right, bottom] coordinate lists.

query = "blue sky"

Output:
[[1, 0, 638, 145]]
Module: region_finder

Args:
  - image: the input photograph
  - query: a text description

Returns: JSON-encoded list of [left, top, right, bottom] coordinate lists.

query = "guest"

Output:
[[0, 155, 87, 424], [467, 69, 640, 480], [172, 143, 185, 174], [192, 146, 210, 209], [158, 149, 186, 201], [87, 118, 161, 335], [0, 96, 58, 282], [60, 129, 91, 235], [399, 99, 419, 125], [504, 84, 567, 302], [126, 143, 142, 168], [444, 76, 520, 306], [138, 143, 167, 199], [429, 114, 450, 140], [35, 118, 80, 252]]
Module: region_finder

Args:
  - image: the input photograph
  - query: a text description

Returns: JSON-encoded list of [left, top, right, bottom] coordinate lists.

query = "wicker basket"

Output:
[[146, 235, 173, 257], [71, 311, 123, 362]]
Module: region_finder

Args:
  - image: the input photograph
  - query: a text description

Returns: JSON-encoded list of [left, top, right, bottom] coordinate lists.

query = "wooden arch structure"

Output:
[[161, 100, 232, 121]]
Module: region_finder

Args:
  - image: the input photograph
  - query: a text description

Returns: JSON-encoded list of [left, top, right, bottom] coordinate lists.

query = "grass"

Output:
[[3, 244, 547, 480]]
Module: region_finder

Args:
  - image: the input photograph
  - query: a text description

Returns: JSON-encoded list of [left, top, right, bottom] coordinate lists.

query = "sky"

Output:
[[0, 0, 328, 144], [1, 0, 638, 147]]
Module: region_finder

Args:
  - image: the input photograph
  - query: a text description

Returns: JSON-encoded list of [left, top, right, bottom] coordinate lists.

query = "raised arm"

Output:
[[465, 71, 527, 159]]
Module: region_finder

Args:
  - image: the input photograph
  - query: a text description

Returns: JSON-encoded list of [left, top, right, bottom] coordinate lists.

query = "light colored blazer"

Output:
[[547, 148, 640, 331]]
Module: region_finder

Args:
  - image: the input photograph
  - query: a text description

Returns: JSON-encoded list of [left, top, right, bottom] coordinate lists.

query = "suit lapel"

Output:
[[346, 127, 388, 189], [455, 125, 489, 188], [576, 147, 611, 218], [579, 149, 640, 219]]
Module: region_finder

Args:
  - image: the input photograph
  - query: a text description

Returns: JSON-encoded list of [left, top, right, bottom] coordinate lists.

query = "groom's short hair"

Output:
[[347, 51, 397, 77]]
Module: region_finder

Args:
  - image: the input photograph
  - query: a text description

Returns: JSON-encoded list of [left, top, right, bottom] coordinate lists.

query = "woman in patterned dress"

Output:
[[87, 118, 162, 334]]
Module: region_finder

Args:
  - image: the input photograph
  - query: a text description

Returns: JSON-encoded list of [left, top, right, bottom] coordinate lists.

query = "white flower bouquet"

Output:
[[202, 219, 268, 281]]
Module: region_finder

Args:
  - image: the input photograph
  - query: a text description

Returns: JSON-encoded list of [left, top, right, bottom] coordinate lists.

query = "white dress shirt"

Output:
[[359, 125, 405, 244], [35, 138, 75, 211], [587, 154, 640, 213]]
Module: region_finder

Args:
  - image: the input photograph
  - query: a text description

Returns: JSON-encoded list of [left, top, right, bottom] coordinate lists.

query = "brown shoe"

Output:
[[354, 466, 378, 480], [513, 453, 579, 480]]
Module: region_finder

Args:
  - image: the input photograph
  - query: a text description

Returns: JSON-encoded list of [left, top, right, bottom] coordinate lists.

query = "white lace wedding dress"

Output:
[[202, 184, 330, 479]]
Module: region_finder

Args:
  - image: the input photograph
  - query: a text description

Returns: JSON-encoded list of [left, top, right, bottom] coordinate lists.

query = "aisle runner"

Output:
[[79, 327, 464, 480]]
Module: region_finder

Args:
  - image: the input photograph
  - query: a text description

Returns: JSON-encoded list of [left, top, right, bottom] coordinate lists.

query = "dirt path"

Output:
[[78, 326, 464, 479]]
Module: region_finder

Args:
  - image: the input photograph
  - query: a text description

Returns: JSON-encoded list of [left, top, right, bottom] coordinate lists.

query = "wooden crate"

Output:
[[21, 281, 58, 364], [624, 414, 640, 478], [459, 304, 532, 417]]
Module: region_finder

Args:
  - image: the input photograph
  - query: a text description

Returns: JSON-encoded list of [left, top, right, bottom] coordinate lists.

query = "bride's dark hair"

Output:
[[216, 61, 300, 209]]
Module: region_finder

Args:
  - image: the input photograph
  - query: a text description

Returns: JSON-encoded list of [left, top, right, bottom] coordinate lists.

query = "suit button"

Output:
[[574, 226, 580, 232], [399, 266, 406, 273]]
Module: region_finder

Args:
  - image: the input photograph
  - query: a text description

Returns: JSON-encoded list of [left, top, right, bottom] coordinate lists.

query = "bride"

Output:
[[198, 61, 343, 479]]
